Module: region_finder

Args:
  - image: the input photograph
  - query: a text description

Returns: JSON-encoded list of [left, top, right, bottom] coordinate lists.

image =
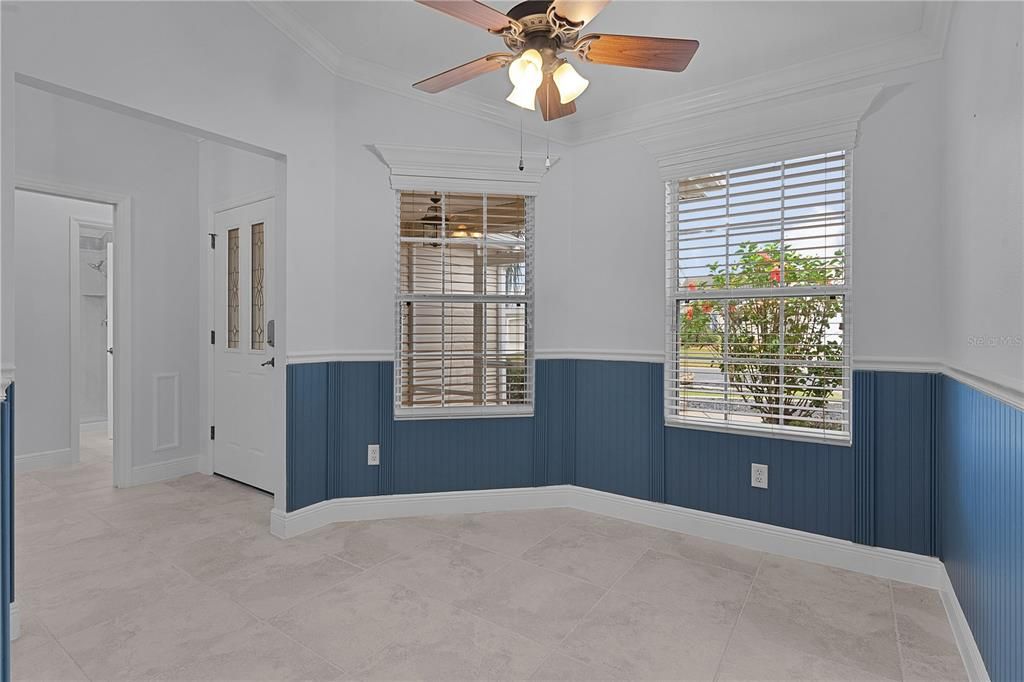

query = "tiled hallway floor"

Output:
[[13, 443, 968, 681]]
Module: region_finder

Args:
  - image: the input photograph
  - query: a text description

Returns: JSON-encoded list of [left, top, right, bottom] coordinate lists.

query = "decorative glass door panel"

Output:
[[213, 199, 275, 493]]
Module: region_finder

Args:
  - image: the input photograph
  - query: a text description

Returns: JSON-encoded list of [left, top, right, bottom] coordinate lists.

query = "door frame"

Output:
[[68, 215, 114, 464], [14, 176, 133, 488], [200, 189, 276, 485]]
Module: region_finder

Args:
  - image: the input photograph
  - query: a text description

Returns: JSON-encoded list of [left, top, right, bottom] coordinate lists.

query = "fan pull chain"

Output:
[[518, 117, 524, 172]]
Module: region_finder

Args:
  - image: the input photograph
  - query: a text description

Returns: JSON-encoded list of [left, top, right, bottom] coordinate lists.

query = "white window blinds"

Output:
[[666, 151, 850, 442], [395, 191, 533, 417]]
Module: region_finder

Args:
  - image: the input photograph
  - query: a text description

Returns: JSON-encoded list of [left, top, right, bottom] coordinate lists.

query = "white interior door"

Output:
[[106, 241, 114, 440], [213, 199, 275, 493]]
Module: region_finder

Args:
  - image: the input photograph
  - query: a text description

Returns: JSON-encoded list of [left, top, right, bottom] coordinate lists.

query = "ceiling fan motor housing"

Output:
[[502, 0, 582, 70]]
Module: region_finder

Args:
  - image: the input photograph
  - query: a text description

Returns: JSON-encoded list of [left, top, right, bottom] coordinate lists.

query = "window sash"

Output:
[[665, 151, 851, 442], [395, 191, 534, 417]]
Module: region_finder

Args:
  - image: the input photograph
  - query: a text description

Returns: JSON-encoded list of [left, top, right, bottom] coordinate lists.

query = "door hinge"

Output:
[[209, 233, 216, 249], [210, 426, 215, 440], [210, 329, 215, 345]]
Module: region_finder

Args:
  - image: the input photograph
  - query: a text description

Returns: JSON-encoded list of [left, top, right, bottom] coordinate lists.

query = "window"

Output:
[[395, 190, 533, 417], [666, 151, 850, 442]]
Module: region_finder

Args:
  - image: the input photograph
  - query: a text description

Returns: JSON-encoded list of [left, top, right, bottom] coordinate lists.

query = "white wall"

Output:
[[13, 191, 111, 458], [199, 141, 279, 211], [567, 136, 666, 358], [3, 0, 1019, 402], [560, 61, 948, 366], [941, 2, 1024, 392], [2, 0, 335, 357], [331, 77, 573, 357], [15, 84, 201, 469]]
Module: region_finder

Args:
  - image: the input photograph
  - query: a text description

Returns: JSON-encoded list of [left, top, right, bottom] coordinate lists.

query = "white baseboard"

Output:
[[79, 420, 108, 433], [270, 485, 574, 539], [939, 569, 990, 682], [14, 448, 74, 473], [9, 600, 20, 642], [129, 454, 199, 486], [570, 486, 947, 588], [270, 484, 943, 587]]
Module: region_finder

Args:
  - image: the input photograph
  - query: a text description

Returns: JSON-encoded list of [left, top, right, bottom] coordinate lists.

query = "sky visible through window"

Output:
[[676, 152, 846, 287]]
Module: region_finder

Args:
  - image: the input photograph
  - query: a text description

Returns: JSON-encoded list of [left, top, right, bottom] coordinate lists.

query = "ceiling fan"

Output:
[[412, 0, 699, 121]]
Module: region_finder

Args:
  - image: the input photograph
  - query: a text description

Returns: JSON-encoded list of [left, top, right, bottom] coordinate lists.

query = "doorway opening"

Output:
[[13, 189, 120, 478]]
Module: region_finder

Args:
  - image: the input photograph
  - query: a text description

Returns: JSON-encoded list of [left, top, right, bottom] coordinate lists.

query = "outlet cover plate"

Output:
[[751, 463, 768, 489], [368, 444, 380, 466]]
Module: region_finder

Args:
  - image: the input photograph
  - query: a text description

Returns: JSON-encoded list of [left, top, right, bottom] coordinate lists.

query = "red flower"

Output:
[[702, 303, 713, 313], [686, 281, 697, 291], [759, 252, 773, 262], [685, 306, 694, 320], [770, 267, 781, 283]]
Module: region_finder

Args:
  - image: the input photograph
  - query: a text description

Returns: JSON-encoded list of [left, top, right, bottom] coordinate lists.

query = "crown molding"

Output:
[[566, 2, 952, 145], [252, 2, 951, 148], [373, 144, 557, 195], [638, 83, 882, 180], [248, 1, 568, 146]]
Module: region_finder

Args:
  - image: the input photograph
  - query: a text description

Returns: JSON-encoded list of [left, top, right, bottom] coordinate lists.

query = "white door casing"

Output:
[[106, 241, 114, 440], [213, 199, 275, 493]]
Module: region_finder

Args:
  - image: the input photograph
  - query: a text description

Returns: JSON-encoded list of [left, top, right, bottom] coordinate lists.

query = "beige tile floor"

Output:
[[12, 431, 968, 681]]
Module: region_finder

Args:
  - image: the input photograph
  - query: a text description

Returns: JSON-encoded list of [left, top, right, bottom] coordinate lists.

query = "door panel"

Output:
[[213, 199, 274, 493]]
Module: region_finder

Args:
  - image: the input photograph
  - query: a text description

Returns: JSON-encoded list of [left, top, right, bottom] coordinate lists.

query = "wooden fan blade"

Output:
[[537, 73, 576, 121], [416, 0, 514, 32], [549, 0, 610, 28], [579, 34, 699, 72], [413, 54, 510, 93]]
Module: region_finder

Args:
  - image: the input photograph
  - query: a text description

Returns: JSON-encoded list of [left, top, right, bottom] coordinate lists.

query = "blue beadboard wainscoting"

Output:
[[1, 383, 13, 682], [287, 361, 937, 552], [938, 376, 1023, 682]]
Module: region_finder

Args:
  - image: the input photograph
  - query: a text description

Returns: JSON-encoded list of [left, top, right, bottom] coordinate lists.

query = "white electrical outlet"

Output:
[[751, 463, 768, 489], [367, 444, 380, 466]]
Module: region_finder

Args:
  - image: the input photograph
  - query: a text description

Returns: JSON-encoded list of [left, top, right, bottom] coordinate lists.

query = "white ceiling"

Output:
[[280, 1, 933, 140]]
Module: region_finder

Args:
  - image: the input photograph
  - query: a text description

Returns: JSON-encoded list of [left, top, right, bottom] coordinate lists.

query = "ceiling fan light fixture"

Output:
[[552, 61, 589, 104], [505, 48, 543, 110]]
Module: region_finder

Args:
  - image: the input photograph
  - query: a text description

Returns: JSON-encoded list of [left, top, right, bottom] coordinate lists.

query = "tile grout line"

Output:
[[212, 575, 353, 678], [889, 580, 908, 682], [166, 542, 367, 677], [548, 544, 650, 666], [712, 552, 764, 682], [30, 602, 94, 681]]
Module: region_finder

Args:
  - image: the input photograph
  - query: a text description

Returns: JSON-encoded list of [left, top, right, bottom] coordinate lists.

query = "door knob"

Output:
[[261, 357, 275, 368], [107, 347, 114, 355]]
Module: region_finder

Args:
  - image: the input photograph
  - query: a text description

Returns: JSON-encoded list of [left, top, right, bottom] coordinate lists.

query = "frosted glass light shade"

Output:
[[505, 49, 543, 110], [553, 62, 589, 104], [507, 49, 542, 86]]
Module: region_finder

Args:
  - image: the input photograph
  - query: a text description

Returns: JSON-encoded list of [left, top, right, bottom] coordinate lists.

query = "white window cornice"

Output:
[[372, 144, 557, 196], [638, 83, 882, 181]]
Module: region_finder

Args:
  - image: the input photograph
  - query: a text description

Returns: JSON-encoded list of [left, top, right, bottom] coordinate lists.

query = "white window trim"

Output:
[[663, 154, 854, 444], [656, 116, 866, 445], [376, 145, 549, 420], [645, 86, 877, 445]]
